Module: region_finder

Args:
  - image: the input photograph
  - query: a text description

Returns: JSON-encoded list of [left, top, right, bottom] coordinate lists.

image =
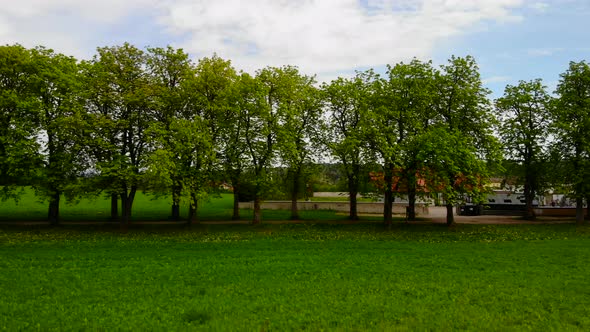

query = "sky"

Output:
[[1, 0, 588, 98]]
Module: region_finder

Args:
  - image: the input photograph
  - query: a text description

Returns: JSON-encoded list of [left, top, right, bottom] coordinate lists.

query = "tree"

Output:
[[237, 68, 282, 224], [430, 55, 501, 225], [78, 60, 119, 221], [0, 44, 40, 204], [83, 43, 154, 229], [145, 46, 195, 221], [146, 116, 214, 225], [552, 61, 590, 224], [323, 75, 370, 220], [190, 55, 239, 221], [385, 59, 435, 221], [30, 47, 86, 225], [220, 91, 247, 220], [363, 69, 403, 225], [416, 126, 490, 224], [275, 67, 323, 220], [496, 79, 552, 220], [220, 88, 247, 220]]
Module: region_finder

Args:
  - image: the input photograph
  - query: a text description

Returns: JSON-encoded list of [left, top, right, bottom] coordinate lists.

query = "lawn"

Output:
[[1, 224, 589, 330], [0, 189, 354, 222]]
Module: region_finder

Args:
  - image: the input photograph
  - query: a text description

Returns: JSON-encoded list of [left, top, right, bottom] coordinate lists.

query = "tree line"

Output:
[[1, 43, 589, 227]]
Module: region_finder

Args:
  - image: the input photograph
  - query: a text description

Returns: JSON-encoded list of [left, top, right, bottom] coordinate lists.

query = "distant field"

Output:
[[0, 189, 232, 221], [1, 224, 589, 330], [0, 189, 364, 222]]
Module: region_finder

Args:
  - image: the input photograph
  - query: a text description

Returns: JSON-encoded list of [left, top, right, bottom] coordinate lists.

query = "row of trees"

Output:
[[496, 64, 590, 224], [1, 43, 589, 226]]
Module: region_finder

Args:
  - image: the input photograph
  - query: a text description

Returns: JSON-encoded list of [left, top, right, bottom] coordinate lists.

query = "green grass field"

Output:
[[1, 224, 589, 330], [0, 189, 356, 222]]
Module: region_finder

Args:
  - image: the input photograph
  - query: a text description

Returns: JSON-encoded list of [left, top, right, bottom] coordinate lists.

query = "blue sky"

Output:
[[1, 0, 588, 97], [431, 0, 590, 97]]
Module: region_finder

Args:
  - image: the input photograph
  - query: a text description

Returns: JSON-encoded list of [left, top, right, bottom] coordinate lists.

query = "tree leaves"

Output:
[[2, 42, 587, 225], [551, 61, 590, 223]]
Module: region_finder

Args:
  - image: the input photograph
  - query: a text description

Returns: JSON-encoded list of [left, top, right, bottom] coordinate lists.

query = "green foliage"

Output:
[[1, 225, 589, 330], [323, 75, 372, 218], [496, 79, 553, 218], [274, 67, 323, 216], [496, 79, 552, 161], [192, 54, 239, 144], [364, 69, 401, 165], [1, 42, 586, 226], [235, 177, 257, 202], [237, 66, 322, 221], [433, 56, 495, 138], [385, 59, 437, 218], [0, 44, 41, 201], [425, 56, 501, 223], [29, 47, 88, 222], [416, 126, 490, 204], [80, 43, 157, 223], [552, 61, 590, 218]]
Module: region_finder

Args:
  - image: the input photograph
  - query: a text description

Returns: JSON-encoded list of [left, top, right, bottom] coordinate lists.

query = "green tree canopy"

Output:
[[274, 66, 323, 220], [496, 79, 552, 220], [0, 44, 40, 202], [552, 61, 590, 224], [322, 74, 372, 220], [385, 58, 436, 220], [82, 43, 154, 228], [30, 47, 86, 225], [428, 55, 501, 225]]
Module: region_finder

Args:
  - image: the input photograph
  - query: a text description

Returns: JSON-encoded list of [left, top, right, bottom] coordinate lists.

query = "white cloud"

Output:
[[0, 0, 526, 79], [0, 0, 161, 58], [157, 0, 525, 77], [0, 0, 156, 22]]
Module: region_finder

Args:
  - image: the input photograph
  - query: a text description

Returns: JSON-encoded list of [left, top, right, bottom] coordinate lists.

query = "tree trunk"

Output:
[[445, 173, 456, 226], [446, 203, 454, 226], [230, 172, 241, 220], [408, 188, 416, 221], [349, 191, 359, 221], [48, 191, 60, 226], [120, 192, 129, 232], [348, 175, 359, 221], [290, 170, 300, 220], [253, 195, 262, 225], [524, 197, 536, 220], [523, 176, 536, 220], [120, 186, 137, 232], [127, 186, 137, 217], [576, 197, 584, 225], [406, 163, 418, 221], [46, 134, 59, 227], [383, 167, 393, 226], [232, 187, 240, 220], [171, 184, 182, 221], [187, 192, 198, 226], [110, 193, 119, 221], [586, 197, 589, 221], [171, 203, 180, 221], [574, 147, 584, 224]]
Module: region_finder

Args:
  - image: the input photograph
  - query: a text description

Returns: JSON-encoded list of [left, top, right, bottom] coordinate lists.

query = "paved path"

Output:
[[426, 206, 574, 224]]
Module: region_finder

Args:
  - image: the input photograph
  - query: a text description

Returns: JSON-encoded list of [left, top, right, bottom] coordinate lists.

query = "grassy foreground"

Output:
[[0, 191, 350, 222], [1, 224, 589, 331]]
